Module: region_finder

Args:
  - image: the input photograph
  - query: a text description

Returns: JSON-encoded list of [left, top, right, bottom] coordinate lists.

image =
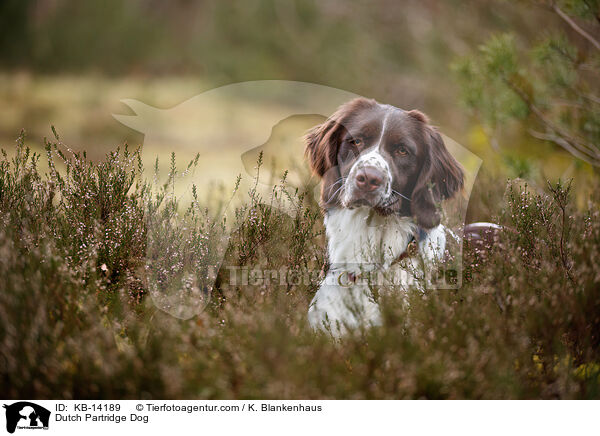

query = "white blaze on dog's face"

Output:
[[305, 98, 464, 229], [340, 108, 395, 210]]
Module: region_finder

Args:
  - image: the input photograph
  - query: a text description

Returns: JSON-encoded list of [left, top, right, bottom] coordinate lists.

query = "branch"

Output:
[[546, 180, 577, 286], [553, 3, 600, 51], [504, 78, 600, 160], [583, 93, 600, 105], [529, 129, 600, 166]]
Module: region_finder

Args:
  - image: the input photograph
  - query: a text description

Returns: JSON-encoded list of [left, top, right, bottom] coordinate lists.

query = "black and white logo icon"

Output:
[[3, 402, 50, 433]]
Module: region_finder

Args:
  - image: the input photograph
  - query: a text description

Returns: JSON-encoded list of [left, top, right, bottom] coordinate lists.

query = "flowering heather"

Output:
[[1, 131, 599, 399]]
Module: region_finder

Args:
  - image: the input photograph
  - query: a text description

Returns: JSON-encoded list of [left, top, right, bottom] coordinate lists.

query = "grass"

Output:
[[1, 130, 599, 399]]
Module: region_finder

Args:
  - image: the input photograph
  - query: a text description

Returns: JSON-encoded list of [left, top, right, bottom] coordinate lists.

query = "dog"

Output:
[[305, 97, 466, 336]]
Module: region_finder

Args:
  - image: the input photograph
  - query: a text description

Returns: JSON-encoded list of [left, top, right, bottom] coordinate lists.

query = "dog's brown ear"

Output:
[[407, 110, 429, 124], [304, 117, 340, 178], [304, 116, 345, 206], [411, 124, 464, 229], [411, 154, 440, 229], [304, 97, 375, 177], [427, 128, 464, 201], [305, 97, 376, 207]]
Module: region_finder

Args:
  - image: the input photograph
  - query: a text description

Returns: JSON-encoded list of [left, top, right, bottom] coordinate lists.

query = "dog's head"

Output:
[[305, 98, 464, 229]]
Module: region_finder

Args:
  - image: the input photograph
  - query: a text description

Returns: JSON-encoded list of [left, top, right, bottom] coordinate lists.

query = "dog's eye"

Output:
[[394, 145, 408, 156], [349, 138, 363, 147]]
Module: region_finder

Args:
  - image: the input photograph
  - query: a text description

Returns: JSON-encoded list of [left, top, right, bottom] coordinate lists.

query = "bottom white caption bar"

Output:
[[1, 400, 598, 435]]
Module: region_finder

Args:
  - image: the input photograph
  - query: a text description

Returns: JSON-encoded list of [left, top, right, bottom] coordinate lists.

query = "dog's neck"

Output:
[[324, 207, 417, 272]]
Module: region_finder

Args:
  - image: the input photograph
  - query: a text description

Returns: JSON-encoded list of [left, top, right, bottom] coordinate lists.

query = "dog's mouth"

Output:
[[345, 191, 391, 209], [346, 198, 372, 208], [344, 189, 406, 216]]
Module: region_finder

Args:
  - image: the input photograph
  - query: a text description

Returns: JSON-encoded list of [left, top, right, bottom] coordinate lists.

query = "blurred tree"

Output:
[[0, 0, 33, 67], [453, 0, 600, 167]]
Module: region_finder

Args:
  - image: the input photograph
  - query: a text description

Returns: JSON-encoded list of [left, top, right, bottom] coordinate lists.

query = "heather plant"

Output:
[[0, 131, 599, 399]]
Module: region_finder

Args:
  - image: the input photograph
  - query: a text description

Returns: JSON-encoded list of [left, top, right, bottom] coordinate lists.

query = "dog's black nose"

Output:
[[355, 167, 384, 191]]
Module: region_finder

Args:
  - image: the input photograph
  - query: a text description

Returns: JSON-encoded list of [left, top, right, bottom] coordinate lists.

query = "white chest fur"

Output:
[[309, 207, 447, 336], [324, 207, 417, 270]]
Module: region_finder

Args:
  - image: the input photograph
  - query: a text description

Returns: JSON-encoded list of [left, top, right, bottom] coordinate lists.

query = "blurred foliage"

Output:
[[0, 0, 546, 104], [453, 0, 600, 167]]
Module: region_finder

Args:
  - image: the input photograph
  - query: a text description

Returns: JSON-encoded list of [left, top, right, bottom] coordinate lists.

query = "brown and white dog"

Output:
[[305, 97, 466, 335]]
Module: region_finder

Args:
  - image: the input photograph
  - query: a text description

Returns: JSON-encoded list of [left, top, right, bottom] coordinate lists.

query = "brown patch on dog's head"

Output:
[[305, 98, 377, 206], [305, 98, 464, 228]]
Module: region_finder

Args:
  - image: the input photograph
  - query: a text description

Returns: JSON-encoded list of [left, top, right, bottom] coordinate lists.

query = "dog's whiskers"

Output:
[[378, 189, 410, 209], [329, 183, 345, 201], [391, 189, 411, 202], [330, 177, 346, 188], [326, 177, 346, 201]]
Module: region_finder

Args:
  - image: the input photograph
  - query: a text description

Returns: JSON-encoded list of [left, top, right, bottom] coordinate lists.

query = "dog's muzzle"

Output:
[[345, 163, 390, 207]]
